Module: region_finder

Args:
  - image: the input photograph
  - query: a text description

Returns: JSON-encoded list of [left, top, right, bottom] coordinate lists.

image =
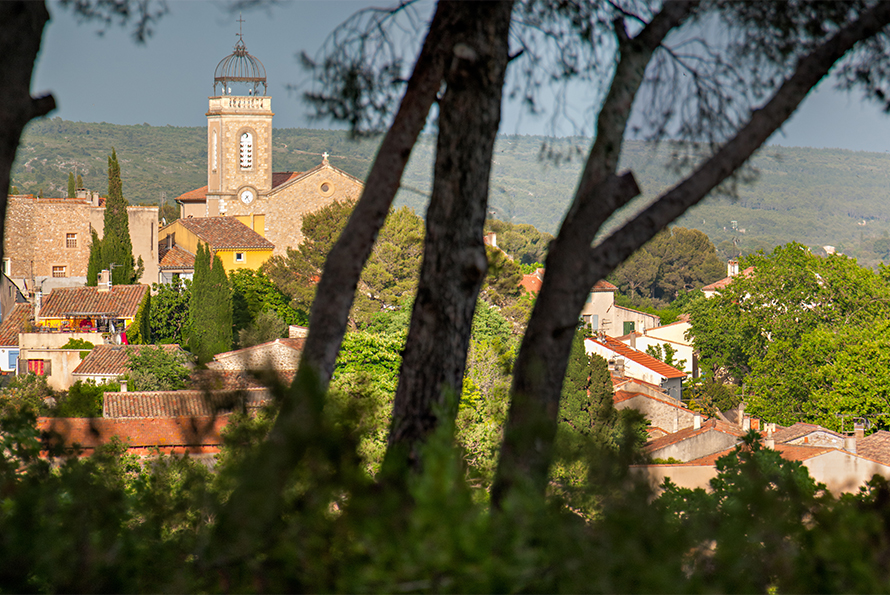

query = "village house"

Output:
[[72, 343, 190, 387], [617, 315, 697, 377], [586, 334, 686, 400], [579, 279, 660, 336], [3, 189, 159, 292], [157, 216, 274, 281]]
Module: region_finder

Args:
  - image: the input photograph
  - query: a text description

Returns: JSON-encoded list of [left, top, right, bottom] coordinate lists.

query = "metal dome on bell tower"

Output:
[[213, 16, 267, 96]]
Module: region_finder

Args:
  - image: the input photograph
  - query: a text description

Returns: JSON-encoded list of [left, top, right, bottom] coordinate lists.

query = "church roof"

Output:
[[176, 217, 274, 251], [174, 172, 305, 203]]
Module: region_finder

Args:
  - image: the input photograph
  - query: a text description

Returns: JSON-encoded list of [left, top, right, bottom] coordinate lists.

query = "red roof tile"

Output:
[[0, 303, 32, 346], [103, 388, 270, 418], [592, 279, 617, 292], [702, 266, 755, 292], [73, 344, 187, 376], [175, 185, 208, 203], [37, 416, 227, 453], [520, 273, 542, 294], [856, 431, 890, 465], [589, 335, 686, 379], [40, 285, 149, 320], [158, 243, 195, 269], [177, 217, 274, 250], [770, 422, 843, 444], [175, 172, 305, 204], [644, 418, 745, 453], [685, 443, 833, 466]]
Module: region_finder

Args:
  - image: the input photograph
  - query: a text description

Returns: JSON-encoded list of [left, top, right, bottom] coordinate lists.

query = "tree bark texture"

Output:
[[492, 0, 890, 505], [0, 2, 55, 263], [386, 1, 515, 468]]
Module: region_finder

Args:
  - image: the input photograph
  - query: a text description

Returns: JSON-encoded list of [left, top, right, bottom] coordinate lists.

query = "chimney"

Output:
[[737, 402, 746, 429], [764, 438, 775, 449], [33, 290, 42, 323], [75, 188, 88, 199], [727, 260, 739, 277], [98, 270, 111, 292], [693, 413, 701, 430], [845, 436, 857, 454], [91, 191, 100, 207], [742, 416, 751, 431], [751, 418, 760, 431], [120, 379, 128, 393], [766, 422, 776, 436], [612, 357, 625, 378], [854, 422, 865, 440]]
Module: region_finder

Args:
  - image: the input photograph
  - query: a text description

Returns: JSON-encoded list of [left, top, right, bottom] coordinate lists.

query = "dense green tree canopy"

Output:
[[188, 244, 232, 364], [87, 148, 138, 285]]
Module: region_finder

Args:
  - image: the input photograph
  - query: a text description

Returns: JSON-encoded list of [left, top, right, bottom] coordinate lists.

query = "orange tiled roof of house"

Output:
[[175, 172, 305, 203], [644, 417, 745, 453], [520, 273, 543, 294], [591, 335, 686, 379], [770, 422, 843, 444], [0, 303, 32, 346], [103, 388, 271, 418], [177, 217, 274, 250], [702, 266, 755, 293], [593, 279, 618, 291], [684, 442, 834, 466], [39, 285, 148, 319], [856, 431, 890, 465], [73, 344, 186, 377], [37, 416, 227, 455], [158, 243, 195, 269]]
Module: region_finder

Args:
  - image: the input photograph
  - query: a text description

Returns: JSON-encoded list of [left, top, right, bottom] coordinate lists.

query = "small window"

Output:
[[2, 258, 9, 276], [623, 321, 635, 335], [66, 233, 77, 248], [52, 266, 66, 278], [235, 252, 245, 263]]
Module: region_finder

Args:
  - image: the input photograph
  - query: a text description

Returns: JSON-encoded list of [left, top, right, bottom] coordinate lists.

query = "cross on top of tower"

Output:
[[237, 13, 245, 41]]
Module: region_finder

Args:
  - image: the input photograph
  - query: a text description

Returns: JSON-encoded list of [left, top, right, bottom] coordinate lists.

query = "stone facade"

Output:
[[4, 193, 159, 286], [177, 91, 365, 256]]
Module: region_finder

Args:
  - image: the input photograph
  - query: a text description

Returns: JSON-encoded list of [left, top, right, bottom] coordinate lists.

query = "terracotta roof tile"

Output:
[[175, 172, 305, 204], [685, 443, 834, 466], [40, 285, 149, 320], [857, 431, 890, 465], [590, 335, 686, 379], [158, 243, 195, 269], [702, 266, 755, 292], [592, 279, 617, 292], [770, 422, 843, 444], [520, 273, 542, 294], [644, 417, 745, 453], [73, 344, 186, 376], [37, 416, 227, 452], [103, 388, 270, 418], [177, 217, 274, 250], [0, 303, 32, 346], [175, 185, 208, 203]]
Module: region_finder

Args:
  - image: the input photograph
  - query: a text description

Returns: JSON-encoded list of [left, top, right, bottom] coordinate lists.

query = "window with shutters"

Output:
[[240, 131, 253, 169]]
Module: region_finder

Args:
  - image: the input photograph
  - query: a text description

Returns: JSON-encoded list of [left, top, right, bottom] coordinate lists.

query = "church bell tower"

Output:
[[205, 26, 273, 216]]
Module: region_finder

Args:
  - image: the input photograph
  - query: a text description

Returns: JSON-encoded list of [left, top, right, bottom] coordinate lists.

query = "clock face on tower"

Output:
[[240, 188, 255, 205]]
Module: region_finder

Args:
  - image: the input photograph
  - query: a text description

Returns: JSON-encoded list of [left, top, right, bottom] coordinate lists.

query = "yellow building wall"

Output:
[[158, 220, 201, 256], [215, 248, 272, 272], [235, 214, 266, 237]]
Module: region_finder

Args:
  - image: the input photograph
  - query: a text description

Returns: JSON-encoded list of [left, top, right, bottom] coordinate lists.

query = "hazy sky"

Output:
[[30, 0, 890, 154]]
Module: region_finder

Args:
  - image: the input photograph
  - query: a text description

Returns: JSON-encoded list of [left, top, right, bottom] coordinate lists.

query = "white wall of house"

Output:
[[584, 339, 669, 387], [623, 334, 695, 375]]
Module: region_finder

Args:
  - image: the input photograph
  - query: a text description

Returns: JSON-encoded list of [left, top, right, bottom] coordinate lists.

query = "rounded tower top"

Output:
[[213, 24, 267, 96]]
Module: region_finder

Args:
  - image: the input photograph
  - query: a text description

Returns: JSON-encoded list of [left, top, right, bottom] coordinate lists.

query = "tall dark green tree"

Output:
[[188, 244, 232, 364], [66, 171, 75, 198], [76, 174, 83, 189], [87, 149, 138, 286]]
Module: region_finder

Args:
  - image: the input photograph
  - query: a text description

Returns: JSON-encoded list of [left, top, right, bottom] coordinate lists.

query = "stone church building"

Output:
[[175, 34, 364, 256]]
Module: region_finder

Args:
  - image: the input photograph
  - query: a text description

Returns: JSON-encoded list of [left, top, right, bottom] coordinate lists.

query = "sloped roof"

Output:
[[770, 422, 843, 444], [592, 279, 618, 292], [40, 285, 148, 320], [685, 443, 834, 466], [644, 418, 745, 453], [175, 217, 274, 250], [190, 369, 297, 390], [702, 266, 755, 292], [37, 416, 227, 451], [520, 273, 543, 294], [857, 431, 890, 465], [103, 388, 270, 418], [73, 344, 186, 376], [614, 389, 700, 417], [175, 172, 307, 203], [158, 243, 195, 269], [589, 335, 686, 379], [211, 337, 305, 362], [0, 303, 32, 346]]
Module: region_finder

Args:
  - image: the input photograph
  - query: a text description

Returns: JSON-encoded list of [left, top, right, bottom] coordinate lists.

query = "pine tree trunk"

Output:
[[385, 1, 514, 468]]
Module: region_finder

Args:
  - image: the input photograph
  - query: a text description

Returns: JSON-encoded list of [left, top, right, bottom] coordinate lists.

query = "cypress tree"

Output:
[[76, 174, 83, 189], [86, 230, 102, 286], [101, 148, 137, 285], [559, 329, 593, 436], [67, 172, 75, 198], [188, 244, 231, 363]]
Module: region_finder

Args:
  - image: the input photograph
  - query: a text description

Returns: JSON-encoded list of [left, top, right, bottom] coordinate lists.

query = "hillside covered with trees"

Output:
[[12, 119, 890, 266]]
